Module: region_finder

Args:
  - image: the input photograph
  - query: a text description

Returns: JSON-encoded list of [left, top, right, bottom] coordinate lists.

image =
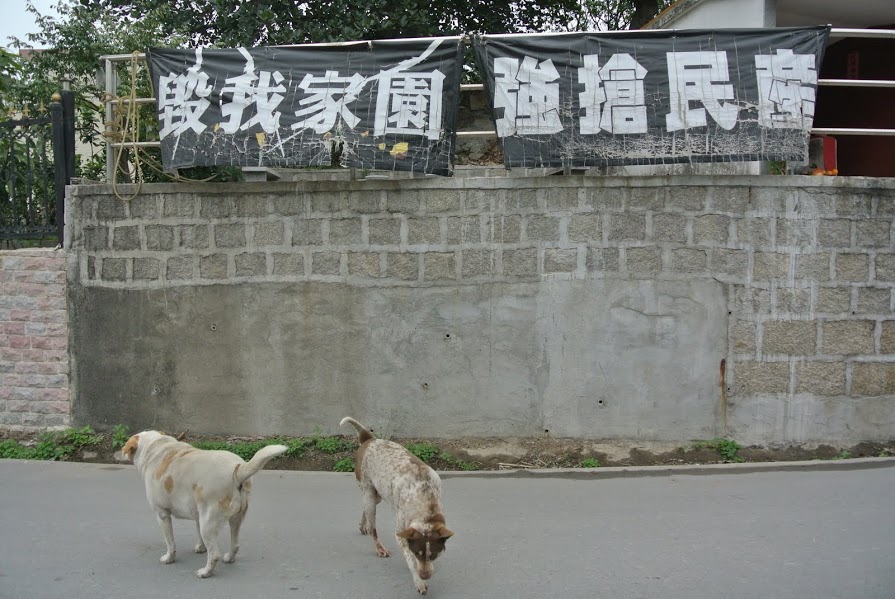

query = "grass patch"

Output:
[[284, 437, 312, 458], [111, 424, 130, 450], [0, 426, 104, 461], [693, 438, 746, 463], [314, 436, 354, 454], [831, 450, 852, 460], [579, 457, 600, 468], [405, 442, 440, 463], [191, 438, 291, 461], [332, 457, 355, 472], [438, 451, 479, 471]]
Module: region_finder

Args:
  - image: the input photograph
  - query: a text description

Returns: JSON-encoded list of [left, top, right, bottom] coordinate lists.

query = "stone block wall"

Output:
[[60, 175, 895, 443], [0, 250, 70, 430]]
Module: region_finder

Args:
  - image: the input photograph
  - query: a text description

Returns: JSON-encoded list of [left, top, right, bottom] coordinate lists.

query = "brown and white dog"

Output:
[[340, 417, 454, 595], [121, 430, 287, 578]]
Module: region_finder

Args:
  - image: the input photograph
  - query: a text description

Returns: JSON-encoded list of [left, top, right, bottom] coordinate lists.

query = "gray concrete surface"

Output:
[[1, 460, 894, 599], [70, 278, 726, 440], [57, 176, 895, 445]]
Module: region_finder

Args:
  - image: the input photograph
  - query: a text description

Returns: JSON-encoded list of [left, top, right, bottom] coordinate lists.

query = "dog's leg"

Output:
[[397, 537, 429, 595], [362, 487, 389, 557], [156, 512, 176, 564], [194, 521, 207, 553], [223, 504, 248, 564], [195, 508, 224, 578], [358, 485, 381, 535]]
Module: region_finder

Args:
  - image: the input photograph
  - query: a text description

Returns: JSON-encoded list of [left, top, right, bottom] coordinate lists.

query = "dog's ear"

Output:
[[121, 434, 140, 461], [434, 524, 454, 540], [397, 527, 423, 540]]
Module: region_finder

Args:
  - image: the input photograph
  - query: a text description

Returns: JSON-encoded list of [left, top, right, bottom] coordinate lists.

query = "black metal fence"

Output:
[[0, 90, 75, 245]]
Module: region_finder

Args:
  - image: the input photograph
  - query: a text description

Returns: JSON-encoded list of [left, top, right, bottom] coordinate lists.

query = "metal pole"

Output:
[[50, 96, 66, 244], [105, 58, 115, 181], [61, 89, 76, 183]]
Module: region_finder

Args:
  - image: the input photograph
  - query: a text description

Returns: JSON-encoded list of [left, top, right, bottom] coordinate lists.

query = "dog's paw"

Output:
[[223, 552, 236, 563], [415, 581, 428, 595], [376, 545, 391, 558], [159, 552, 176, 564], [196, 566, 213, 578], [359, 524, 369, 535], [194, 543, 207, 554]]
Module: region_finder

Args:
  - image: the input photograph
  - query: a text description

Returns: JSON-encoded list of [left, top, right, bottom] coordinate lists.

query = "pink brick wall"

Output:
[[0, 249, 70, 430]]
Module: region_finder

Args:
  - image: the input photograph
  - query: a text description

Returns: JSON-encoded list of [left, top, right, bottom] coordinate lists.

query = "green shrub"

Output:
[[284, 437, 311, 458], [405, 442, 439, 463], [315, 436, 352, 454], [0, 426, 103, 461], [694, 438, 745, 463], [438, 451, 479, 471], [111, 424, 130, 449], [332, 457, 355, 472], [579, 457, 600, 468]]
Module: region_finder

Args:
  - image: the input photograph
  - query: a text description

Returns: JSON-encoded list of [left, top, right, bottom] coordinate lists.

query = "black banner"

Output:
[[473, 27, 830, 168], [147, 38, 464, 176]]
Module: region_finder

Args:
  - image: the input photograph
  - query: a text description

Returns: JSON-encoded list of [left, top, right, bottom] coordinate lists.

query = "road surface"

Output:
[[1, 460, 893, 598]]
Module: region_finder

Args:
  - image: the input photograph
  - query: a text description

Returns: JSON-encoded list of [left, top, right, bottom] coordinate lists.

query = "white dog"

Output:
[[122, 430, 287, 578]]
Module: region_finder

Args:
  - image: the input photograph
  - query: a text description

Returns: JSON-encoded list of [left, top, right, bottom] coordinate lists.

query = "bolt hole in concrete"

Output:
[[544, 429, 550, 433], [422, 382, 429, 390], [445, 333, 450, 338], [210, 323, 217, 330]]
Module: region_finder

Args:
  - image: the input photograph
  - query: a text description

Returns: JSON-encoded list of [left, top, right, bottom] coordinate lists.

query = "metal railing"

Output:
[[100, 27, 895, 179], [0, 91, 75, 244]]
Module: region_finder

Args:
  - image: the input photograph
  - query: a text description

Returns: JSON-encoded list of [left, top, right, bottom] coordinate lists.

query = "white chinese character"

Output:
[[755, 49, 817, 129], [220, 48, 286, 134], [292, 71, 367, 134], [665, 51, 738, 131], [157, 48, 212, 139], [494, 56, 563, 137], [578, 53, 648, 135], [374, 71, 445, 140]]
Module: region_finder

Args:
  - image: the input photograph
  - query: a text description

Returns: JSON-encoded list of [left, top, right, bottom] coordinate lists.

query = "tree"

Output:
[[86, 0, 583, 47], [574, 0, 672, 31], [5, 0, 670, 182]]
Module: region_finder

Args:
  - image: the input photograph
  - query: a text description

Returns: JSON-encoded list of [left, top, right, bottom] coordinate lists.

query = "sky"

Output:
[[2, 0, 60, 50]]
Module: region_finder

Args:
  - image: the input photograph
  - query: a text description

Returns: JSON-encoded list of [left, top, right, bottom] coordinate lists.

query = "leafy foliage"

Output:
[[284, 437, 312, 458], [694, 438, 746, 463], [573, 0, 673, 31], [0, 426, 103, 461], [111, 424, 130, 449], [405, 442, 440, 463], [314, 436, 354, 454], [191, 438, 286, 461], [87, 0, 583, 48], [332, 457, 356, 472], [2, 0, 670, 188], [579, 457, 600, 468], [438, 451, 479, 471]]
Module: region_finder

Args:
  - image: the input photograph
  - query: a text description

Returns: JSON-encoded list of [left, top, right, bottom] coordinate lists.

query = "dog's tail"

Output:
[[340, 416, 374, 444], [235, 444, 288, 486]]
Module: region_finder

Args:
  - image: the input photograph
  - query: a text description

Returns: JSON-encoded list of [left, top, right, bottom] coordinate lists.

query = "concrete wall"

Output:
[[63, 175, 895, 444], [0, 250, 70, 430]]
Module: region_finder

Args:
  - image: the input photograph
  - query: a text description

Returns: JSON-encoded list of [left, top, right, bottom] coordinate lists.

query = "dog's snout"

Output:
[[419, 568, 432, 580]]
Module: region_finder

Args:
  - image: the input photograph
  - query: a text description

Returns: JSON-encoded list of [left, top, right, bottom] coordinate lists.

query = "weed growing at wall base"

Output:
[[333, 457, 355, 472], [0, 426, 103, 461], [111, 424, 130, 449], [693, 438, 746, 463], [405, 442, 439, 463]]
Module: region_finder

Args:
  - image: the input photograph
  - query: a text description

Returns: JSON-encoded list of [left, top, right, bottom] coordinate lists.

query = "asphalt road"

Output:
[[1, 460, 893, 599]]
